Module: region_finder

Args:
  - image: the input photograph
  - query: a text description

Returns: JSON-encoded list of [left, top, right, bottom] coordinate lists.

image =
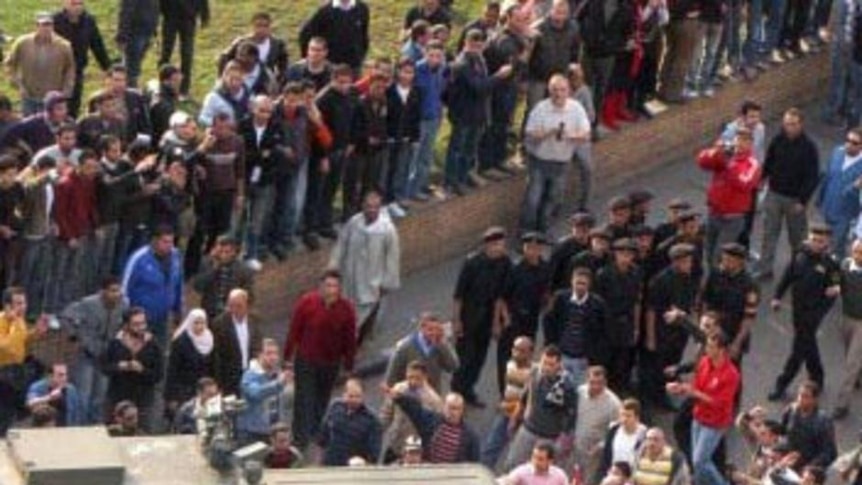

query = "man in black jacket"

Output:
[[755, 108, 820, 280], [299, 0, 370, 73], [53, 0, 112, 117], [219, 12, 289, 86], [211, 289, 262, 397], [768, 226, 840, 400], [149, 65, 182, 143], [88, 65, 152, 147], [158, 0, 209, 98], [780, 381, 838, 471], [116, 0, 159, 88]]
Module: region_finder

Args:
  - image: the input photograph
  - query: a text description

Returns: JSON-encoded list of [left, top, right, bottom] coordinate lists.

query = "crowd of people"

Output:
[[1, 0, 862, 482]]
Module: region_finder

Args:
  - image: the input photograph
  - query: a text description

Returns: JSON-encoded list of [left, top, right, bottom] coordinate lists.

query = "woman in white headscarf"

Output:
[[165, 309, 215, 413]]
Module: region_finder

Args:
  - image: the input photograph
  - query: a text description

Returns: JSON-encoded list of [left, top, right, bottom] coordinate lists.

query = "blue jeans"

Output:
[[21, 237, 57, 315], [828, 217, 853, 259], [766, 0, 788, 51], [520, 157, 569, 233], [123, 34, 152, 87], [445, 122, 483, 187], [73, 354, 109, 424], [562, 355, 589, 388], [481, 413, 512, 469], [692, 421, 729, 485], [387, 142, 416, 202], [706, 214, 746, 266], [745, 0, 767, 59], [478, 84, 518, 172], [408, 118, 441, 197], [825, 42, 851, 120], [689, 22, 724, 89], [272, 157, 308, 246], [245, 184, 276, 259]]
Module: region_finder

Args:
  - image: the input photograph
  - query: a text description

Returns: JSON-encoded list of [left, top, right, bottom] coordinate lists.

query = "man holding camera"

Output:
[[697, 127, 762, 266], [519, 73, 590, 234]]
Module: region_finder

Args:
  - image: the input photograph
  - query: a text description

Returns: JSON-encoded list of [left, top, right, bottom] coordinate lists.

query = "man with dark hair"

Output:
[[265, 422, 304, 468], [768, 225, 840, 400], [385, 313, 459, 392], [299, 0, 370, 73], [199, 62, 251, 126], [237, 338, 291, 445], [780, 382, 837, 471], [102, 307, 164, 433], [219, 12, 289, 86], [0, 286, 49, 435], [77, 92, 125, 151], [286, 37, 332, 93], [0, 95, 18, 143], [211, 288, 262, 398], [318, 378, 382, 466], [52, 0, 112, 117], [26, 362, 84, 426], [285, 271, 357, 448], [0, 91, 72, 154], [173, 377, 220, 434], [192, 235, 254, 319], [107, 400, 140, 436], [121, 225, 184, 347], [157, 0, 209, 99], [503, 441, 570, 483], [61, 276, 124, 423], [88, 65, 152, 146], [149, 65, 182, 142]]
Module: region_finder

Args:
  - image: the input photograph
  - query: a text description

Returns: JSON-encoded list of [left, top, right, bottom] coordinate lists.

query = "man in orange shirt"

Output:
[[0, 286, 49, 435]]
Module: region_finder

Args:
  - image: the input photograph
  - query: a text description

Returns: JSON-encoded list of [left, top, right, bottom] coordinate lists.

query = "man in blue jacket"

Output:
[[121, 225, 183, 347], [818, 128, 862, 259], [237, 338, 290, 445], [26, 362, 85, 426]]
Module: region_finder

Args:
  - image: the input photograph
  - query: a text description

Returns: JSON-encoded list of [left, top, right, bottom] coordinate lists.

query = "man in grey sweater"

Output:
[[504, 345, 578, 471], [61, 276, 125, 423], [384, 312, 459, 393]]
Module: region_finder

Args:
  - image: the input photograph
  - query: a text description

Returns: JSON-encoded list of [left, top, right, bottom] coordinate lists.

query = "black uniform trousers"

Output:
[[159, 15, 197, 96], [452, 305, 493, 402], [775, 306, 829, 392]]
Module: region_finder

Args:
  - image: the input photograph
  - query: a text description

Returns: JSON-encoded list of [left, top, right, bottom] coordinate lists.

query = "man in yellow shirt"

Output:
[[0, 286, 48, 435]]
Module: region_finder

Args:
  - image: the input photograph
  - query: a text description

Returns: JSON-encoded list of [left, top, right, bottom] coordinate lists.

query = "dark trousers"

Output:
[[0, 381, 18, 437], [114, 224, 150, 276], [122, 34, 152, 88], [634, 39, 664, 108], [495, 317, 538, 397], [306, 150, 348, 232], [478, 84, 517, 172], [452, 310, 493, 401], [0, 238, 22, 293], [659, 19, 703, 102], [583, 53, 616, 121], [70, 68, 85, 118], [159, 15, 196, 95], [292, 357, 339, 448], [781, 0, 812, 50], [186, 191, 235, 275], [775, 309, 828, 391], [607, 345, 635, 395], [344, 149, 386, 218]]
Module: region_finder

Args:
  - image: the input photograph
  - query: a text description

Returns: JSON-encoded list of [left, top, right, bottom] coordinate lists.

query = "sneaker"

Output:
[[467, 171, 488, 188], [388, 202, 408, 218], [245, 259, 263, 272], [683, 88, 700, 99], [819, 27, 831, 43], [702, 87, 716, 98], [47, 314, 61, 331], [770, 50, 786, 63], [302, 233, 321, 251], [782, 48, 797, 60]]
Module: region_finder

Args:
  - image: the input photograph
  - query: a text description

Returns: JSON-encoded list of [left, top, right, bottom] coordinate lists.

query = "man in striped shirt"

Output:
[[391, 389, 481, 463]]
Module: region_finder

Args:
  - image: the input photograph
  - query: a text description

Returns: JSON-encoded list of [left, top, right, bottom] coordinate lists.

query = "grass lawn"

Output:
[[1, 0, 484, 102]]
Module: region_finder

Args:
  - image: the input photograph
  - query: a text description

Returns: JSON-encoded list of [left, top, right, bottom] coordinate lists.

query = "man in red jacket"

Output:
[[667, 332, 740, 485], [284, 269, 357, 450], [698, 127, 762, 266]]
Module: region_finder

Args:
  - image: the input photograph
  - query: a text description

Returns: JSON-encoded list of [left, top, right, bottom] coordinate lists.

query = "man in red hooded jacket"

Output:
[[698, 127, 762, 266]]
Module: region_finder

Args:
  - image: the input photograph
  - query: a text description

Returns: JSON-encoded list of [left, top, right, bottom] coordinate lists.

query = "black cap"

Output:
[[810, 224, 832, 236], [608, 195, 631, 211], [521, 232, 548, 245], [721, 242, 747, 259], [677, 210, 701, 223], [628, 189, 655, 205], [669, 243, 695, 260], [216, 234, 240, 246], [631, 225, 655, 237], [588, 227, 611, 240], [612, 238, 638, 251], [465, 28, 486, 42], [482, 226, 506, 243], [667, 198, 692, 210], [569, 212, 596, 227]]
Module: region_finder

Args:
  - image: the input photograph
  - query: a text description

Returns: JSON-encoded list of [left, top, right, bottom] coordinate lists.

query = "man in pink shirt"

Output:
[[501, 442, 569, 485]]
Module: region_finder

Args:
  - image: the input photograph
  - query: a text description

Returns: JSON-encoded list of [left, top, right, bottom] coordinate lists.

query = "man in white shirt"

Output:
[[520, 73, 590, 234]]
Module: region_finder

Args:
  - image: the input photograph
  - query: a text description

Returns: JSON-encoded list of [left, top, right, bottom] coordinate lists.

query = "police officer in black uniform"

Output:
[[496, 232, 551, 396], [699, 242, 760, 365], [655, 210, 705, 277], [628, 189, 655, 227], [768, 225, 841, 400], [451, 226, 512, 408], [593, 238, 642, 395], [605, 195, 633, 242], [654, 198, 693, 246], [641, 243, 700, 407], [548, 212, 595, 292], [570, 228, 612, 275]]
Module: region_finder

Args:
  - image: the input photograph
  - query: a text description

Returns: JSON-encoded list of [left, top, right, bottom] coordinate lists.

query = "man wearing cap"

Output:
[[4, 13, 75, 116], [654, 198, 692, 246], [571, 228, 613, 275], [768, 226, 840, 401], [605, 196, 634, 242], [593, 238, 643, 394], [698, 127, 762, 266], [628, 190, 655, 227], [699, 242, 760, 363], [451, 226, 512, 407], [755, 108, 820, 281], [642, 243, 699, 408], [520, 73, 591, 233], [496, 233, 551, 395], [549, 212, 595, 292], [655, 210, 705, 276]]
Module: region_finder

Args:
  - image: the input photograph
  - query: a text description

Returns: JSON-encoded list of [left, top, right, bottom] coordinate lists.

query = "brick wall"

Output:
[[30, 51, 833, 361]]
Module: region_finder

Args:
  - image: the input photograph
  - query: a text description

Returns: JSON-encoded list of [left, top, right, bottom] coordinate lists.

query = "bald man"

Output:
[[317, 378, 382, 466], [211, 288, 262, 396], [392, 389, 481, 464]]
